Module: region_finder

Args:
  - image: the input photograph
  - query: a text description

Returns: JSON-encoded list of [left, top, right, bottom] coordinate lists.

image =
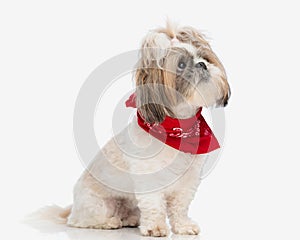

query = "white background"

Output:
[[1, 0, 299, 239]]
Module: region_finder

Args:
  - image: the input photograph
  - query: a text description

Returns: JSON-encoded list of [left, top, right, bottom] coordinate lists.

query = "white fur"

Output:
[[194, 57, 208, 65], [175, 42, 197, 56], [142, 32, 198, 61], [188, 64, 224, 107], [66, 38, 223, 237], [67, 118, 208, 236], [39, 24, 228, 238]]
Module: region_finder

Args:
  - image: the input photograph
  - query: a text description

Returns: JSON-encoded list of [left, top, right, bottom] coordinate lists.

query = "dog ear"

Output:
[[135, 31, 178, 124], [219, 86, 231, 107], [205, 51, 231, 107], [135, 68, 168, 124]]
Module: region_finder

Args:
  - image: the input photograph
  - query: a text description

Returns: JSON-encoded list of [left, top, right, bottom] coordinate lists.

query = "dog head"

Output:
[[135, 22, 230, 123]]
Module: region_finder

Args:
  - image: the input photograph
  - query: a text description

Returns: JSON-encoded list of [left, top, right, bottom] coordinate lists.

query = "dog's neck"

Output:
[[171, 102, 200, 119]]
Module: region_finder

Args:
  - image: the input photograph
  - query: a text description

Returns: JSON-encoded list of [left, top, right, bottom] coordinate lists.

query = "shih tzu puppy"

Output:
[[48, 22, 230, 237]]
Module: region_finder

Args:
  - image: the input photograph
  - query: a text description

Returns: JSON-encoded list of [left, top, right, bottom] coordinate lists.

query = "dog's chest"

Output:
[[112, 121, 206, 186]]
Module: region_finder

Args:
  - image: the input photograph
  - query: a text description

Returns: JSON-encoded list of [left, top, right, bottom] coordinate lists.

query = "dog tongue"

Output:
[[125, 93, 137, 108]]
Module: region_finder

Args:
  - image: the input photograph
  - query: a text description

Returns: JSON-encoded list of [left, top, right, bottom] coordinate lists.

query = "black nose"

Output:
[[195, 62, 207, 70]]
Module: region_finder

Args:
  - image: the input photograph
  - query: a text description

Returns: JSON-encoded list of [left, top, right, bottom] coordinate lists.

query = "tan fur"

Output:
[[25, 205, 72, 224], [35, 22, 230, 237], [69, 22, 229, 237], [157, 23, 230, 106], [135, 23, 230, 124]]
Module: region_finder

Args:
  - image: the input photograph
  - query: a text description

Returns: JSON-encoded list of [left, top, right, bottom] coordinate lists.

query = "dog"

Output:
[[44, 22, 230, 237]]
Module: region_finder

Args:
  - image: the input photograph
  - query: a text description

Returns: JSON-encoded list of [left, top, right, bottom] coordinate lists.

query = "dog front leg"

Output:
[[135, 193, 169, 237], [167, 189, 200, 235]]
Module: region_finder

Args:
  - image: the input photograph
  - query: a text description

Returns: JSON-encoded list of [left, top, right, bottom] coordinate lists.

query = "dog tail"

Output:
[[25, 205, 72, 224]]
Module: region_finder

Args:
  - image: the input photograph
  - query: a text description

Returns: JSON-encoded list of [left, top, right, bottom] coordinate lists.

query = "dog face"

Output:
[[135, 24, 230, 124]]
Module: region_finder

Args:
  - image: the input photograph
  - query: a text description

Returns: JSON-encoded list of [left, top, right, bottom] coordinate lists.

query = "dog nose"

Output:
[[195, 62, 207, 70]]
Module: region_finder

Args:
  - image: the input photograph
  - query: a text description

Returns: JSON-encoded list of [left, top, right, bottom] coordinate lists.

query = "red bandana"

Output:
[[125, 93, 220, 154]]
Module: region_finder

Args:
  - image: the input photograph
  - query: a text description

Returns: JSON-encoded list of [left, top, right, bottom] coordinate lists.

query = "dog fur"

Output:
[[40, 22, 230, 237]]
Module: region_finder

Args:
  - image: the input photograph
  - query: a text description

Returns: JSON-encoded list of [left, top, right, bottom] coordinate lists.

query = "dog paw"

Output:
[[172, 220, 200, 235], [101, 217, 122, 229], [122, 215, 139, 227], [140, 223, 169, 237]]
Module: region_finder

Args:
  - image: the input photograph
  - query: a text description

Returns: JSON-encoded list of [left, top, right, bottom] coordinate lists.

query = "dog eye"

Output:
[[178, 61, 186, 70], [195, 62, 207, 70]]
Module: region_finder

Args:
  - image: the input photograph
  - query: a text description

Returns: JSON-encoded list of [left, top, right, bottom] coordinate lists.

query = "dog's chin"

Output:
[[187, 83, 222, 108], [185, 61, 227, 108]]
